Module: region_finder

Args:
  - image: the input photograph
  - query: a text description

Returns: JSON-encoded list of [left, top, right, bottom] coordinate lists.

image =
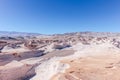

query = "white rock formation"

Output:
[[30, 57, 70, 80], [2, 45, 29, 53], [68, 42, 120, 59]]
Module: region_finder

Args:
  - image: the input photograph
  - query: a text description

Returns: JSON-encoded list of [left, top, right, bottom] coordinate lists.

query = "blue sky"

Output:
[[0, 0, 120, 34]]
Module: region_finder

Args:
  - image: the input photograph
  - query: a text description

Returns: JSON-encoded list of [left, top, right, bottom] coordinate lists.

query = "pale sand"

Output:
[[51, 53, 120, 80]]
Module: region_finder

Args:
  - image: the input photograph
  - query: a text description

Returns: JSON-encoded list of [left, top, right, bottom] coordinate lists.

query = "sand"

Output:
[[51, 53, 120, 80]]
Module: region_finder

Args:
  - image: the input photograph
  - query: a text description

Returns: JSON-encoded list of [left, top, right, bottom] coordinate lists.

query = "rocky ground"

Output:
[[1, 32, 120, 80]]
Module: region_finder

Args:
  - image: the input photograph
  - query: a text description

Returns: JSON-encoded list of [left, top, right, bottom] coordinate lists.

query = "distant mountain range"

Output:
[[0, 31, 43, 37], [55, 32, 120, 37], [1, 31, 120, 37]]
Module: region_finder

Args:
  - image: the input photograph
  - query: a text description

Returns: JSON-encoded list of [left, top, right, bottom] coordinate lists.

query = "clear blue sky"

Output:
[[0, 0, 120, 34]]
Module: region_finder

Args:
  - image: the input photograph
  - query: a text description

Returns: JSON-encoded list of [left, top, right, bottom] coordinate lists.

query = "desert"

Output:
[[1, 32, 120, 80]]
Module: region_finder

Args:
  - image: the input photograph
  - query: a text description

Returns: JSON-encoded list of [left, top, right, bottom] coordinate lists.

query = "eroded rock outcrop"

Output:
[[30, 57, 69, 80]]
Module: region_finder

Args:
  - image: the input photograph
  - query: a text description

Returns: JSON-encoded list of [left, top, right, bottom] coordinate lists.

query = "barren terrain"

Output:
[[1, 32, 120, 80]]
